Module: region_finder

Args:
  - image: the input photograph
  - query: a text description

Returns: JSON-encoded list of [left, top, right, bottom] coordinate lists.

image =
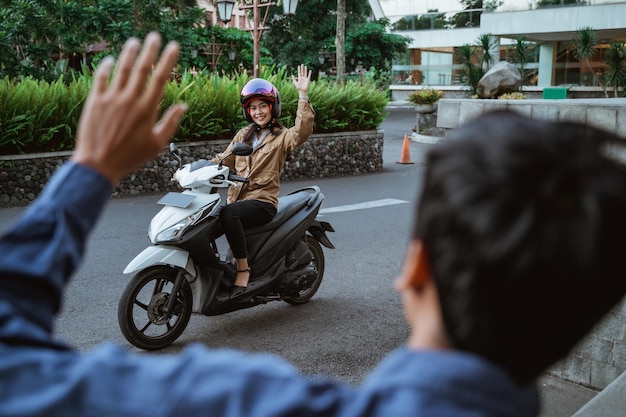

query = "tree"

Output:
[[336, 0, 346, 83], [475, 33, 498, 71], [0, 0, 60, 79], [345, 19, 411, 80], [537, 0, 583, 7], [190, 26, 254, 75], [0, 0, 207, 80], [603, 41, 626, 98], [262, 0, 371, 79], [570, 26, 607, 96], [391, 10, 447, 31], [456, 43, 485, 95], [510, 36, 536, 83], [449, 0, 502, 28]]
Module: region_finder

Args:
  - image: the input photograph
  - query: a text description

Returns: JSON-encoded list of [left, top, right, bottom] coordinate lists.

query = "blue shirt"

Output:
[[0, 162, 540, 417]]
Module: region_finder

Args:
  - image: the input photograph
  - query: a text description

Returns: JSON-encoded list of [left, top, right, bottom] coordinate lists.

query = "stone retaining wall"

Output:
[[0, 130, 383, 207], [437, 98, 626, 139], [551, 301, 626, 391]]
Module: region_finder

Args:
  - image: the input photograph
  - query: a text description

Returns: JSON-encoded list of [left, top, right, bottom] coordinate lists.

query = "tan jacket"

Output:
[[212, 99, 315, 207]]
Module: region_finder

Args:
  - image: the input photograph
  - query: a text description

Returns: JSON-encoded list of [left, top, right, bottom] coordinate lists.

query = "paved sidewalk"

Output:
[[538, 374, 598, 417]]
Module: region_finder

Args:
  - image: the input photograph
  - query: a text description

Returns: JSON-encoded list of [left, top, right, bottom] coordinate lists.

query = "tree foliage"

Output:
[[0, 0, 406, 85], [346, 19, 411, 79], [475, 33, 498, 70], [262, 0, 408, 80], [510, 36, 536, 83], [0, 0, 234, 80], [391, 10, 447, 31], [604, 41, 626, 97], [537, 0, 583, 7], [261, 0, 342, 77], [392, 2, 502, 31], [456, 43, 485, 95], [449, 0, 502, 28], [570, 26, 607, 96]]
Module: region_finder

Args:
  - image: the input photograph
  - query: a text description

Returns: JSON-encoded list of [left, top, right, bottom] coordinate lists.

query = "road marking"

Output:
[[319, 198, 409, 214]]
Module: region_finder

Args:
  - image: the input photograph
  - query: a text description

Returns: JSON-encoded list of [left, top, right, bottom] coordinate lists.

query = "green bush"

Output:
[[1, 69, 389, 155], [0, 76, 88, 155]]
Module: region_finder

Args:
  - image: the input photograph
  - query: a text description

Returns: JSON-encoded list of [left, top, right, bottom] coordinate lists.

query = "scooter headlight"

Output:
[[154, 212, 202, 243], [153, 201, 217, 243]]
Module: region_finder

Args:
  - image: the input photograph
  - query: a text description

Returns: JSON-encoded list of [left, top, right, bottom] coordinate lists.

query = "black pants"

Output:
[[220, 199, 277, 259]]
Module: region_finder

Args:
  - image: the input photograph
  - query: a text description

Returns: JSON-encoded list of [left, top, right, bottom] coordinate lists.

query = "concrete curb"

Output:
[[411, 132, 445, 144], [571, 371, 626, 417]]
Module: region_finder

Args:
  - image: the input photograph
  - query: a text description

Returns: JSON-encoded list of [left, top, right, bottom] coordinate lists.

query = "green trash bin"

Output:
[[543, 87, 568, 99]]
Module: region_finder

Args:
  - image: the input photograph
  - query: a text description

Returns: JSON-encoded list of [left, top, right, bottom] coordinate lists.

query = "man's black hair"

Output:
[[415, 111, 626, 384]]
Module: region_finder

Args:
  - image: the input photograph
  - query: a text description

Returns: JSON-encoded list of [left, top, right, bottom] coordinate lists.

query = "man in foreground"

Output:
[[1, 33, 625, 416]]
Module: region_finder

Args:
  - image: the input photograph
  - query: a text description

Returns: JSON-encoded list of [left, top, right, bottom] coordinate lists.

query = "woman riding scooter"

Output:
[[212, 65, 314, 298]]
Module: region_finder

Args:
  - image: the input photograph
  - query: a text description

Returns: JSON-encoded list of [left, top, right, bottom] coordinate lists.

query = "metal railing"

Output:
[[391, 1, 601, 32]]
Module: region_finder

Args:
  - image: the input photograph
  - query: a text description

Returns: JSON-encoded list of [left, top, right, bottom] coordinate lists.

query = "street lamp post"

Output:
[[215, 0, 299, 78], [205, 36, 226, 72], [239, 0, 275, 78]]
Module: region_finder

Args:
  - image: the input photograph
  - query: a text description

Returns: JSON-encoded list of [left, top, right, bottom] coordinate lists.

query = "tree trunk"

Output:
[[335, 0, 346, 84], [585, 58, 608, 98]]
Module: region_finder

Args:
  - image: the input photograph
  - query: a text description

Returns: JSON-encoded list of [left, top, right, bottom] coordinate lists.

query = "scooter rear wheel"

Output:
[[283, 237, 325, 305], [118, 266, 192, 350]]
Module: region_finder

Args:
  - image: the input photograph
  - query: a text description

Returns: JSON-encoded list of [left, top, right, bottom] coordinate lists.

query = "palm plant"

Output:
[[570, 26, 608, 97], [475, 33, 498, 71], [512, 36, 535, 84], [457, 43, 485, 95], [603, 41, 626, 98]]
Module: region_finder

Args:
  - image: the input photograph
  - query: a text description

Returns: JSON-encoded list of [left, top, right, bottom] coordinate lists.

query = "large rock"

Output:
[[477, 61, 522, 98]]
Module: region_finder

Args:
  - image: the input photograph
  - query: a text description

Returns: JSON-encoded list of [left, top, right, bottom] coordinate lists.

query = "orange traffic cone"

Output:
[[397, 134, 414, 165]]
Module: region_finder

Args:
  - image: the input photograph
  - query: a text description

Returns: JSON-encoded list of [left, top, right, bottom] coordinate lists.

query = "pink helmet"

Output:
[[240, 78, 282, 123]]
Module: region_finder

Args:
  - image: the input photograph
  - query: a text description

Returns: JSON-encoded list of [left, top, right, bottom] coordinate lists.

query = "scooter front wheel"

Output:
[[117, 266, 192, 350]]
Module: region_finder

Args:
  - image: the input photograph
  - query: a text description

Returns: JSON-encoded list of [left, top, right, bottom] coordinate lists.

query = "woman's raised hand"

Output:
[[292, 64, 312, 98]]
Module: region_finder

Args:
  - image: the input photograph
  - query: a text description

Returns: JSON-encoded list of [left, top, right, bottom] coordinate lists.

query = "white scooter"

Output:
[[117, 143, 335, 350]]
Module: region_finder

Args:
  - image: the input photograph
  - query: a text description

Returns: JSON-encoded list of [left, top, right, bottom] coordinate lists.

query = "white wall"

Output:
[[481, 3, 626, 36]]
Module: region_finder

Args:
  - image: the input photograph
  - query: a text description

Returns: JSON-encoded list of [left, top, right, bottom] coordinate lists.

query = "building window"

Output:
[[554, 41, 606, 86]]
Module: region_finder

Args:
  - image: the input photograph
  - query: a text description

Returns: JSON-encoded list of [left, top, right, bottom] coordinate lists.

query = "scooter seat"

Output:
[[246, 190, 311, 235]]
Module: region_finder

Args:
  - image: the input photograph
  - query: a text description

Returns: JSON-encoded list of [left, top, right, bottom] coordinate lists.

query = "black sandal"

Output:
[[229, 285, 247, 298], [229, 269, 250, 298]]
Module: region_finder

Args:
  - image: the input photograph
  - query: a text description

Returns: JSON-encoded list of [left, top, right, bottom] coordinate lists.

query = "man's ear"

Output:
[[396, 240, 431, 291]]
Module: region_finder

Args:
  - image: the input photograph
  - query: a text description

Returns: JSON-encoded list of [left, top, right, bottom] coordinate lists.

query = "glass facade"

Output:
[[389, 2, 622, 88], [553, 41, 607, 86], [391, 44, 541, 87]]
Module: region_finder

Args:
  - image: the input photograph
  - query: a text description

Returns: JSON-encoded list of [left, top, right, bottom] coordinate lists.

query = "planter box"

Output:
[[437, 98, 626, 139]]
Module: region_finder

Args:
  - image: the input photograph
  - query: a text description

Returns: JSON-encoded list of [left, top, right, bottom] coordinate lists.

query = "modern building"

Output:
[[368, 0, 626, 99]]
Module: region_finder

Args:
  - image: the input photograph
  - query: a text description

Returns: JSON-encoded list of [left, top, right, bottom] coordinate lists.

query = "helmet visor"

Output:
[[241, 79, 277, 105], [241, 79, 275, 96]]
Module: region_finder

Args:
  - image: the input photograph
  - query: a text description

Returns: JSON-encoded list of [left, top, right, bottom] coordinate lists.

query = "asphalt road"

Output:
[[0, 105, 428, 384]]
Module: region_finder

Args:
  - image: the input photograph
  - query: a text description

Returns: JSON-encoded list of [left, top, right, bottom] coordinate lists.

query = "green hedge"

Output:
[[0, 68, 388, 156]]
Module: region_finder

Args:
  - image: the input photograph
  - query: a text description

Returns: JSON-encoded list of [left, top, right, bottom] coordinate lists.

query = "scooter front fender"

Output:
[[123, 245, 196, 277]]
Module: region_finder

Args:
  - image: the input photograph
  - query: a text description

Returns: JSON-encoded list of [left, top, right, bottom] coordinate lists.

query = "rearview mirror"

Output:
[[218, 142, 253, 168], [231, 143, 253, 156]]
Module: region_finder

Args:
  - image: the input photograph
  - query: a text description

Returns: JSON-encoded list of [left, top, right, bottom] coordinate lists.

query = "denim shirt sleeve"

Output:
[[0, 161, 112, 340]]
